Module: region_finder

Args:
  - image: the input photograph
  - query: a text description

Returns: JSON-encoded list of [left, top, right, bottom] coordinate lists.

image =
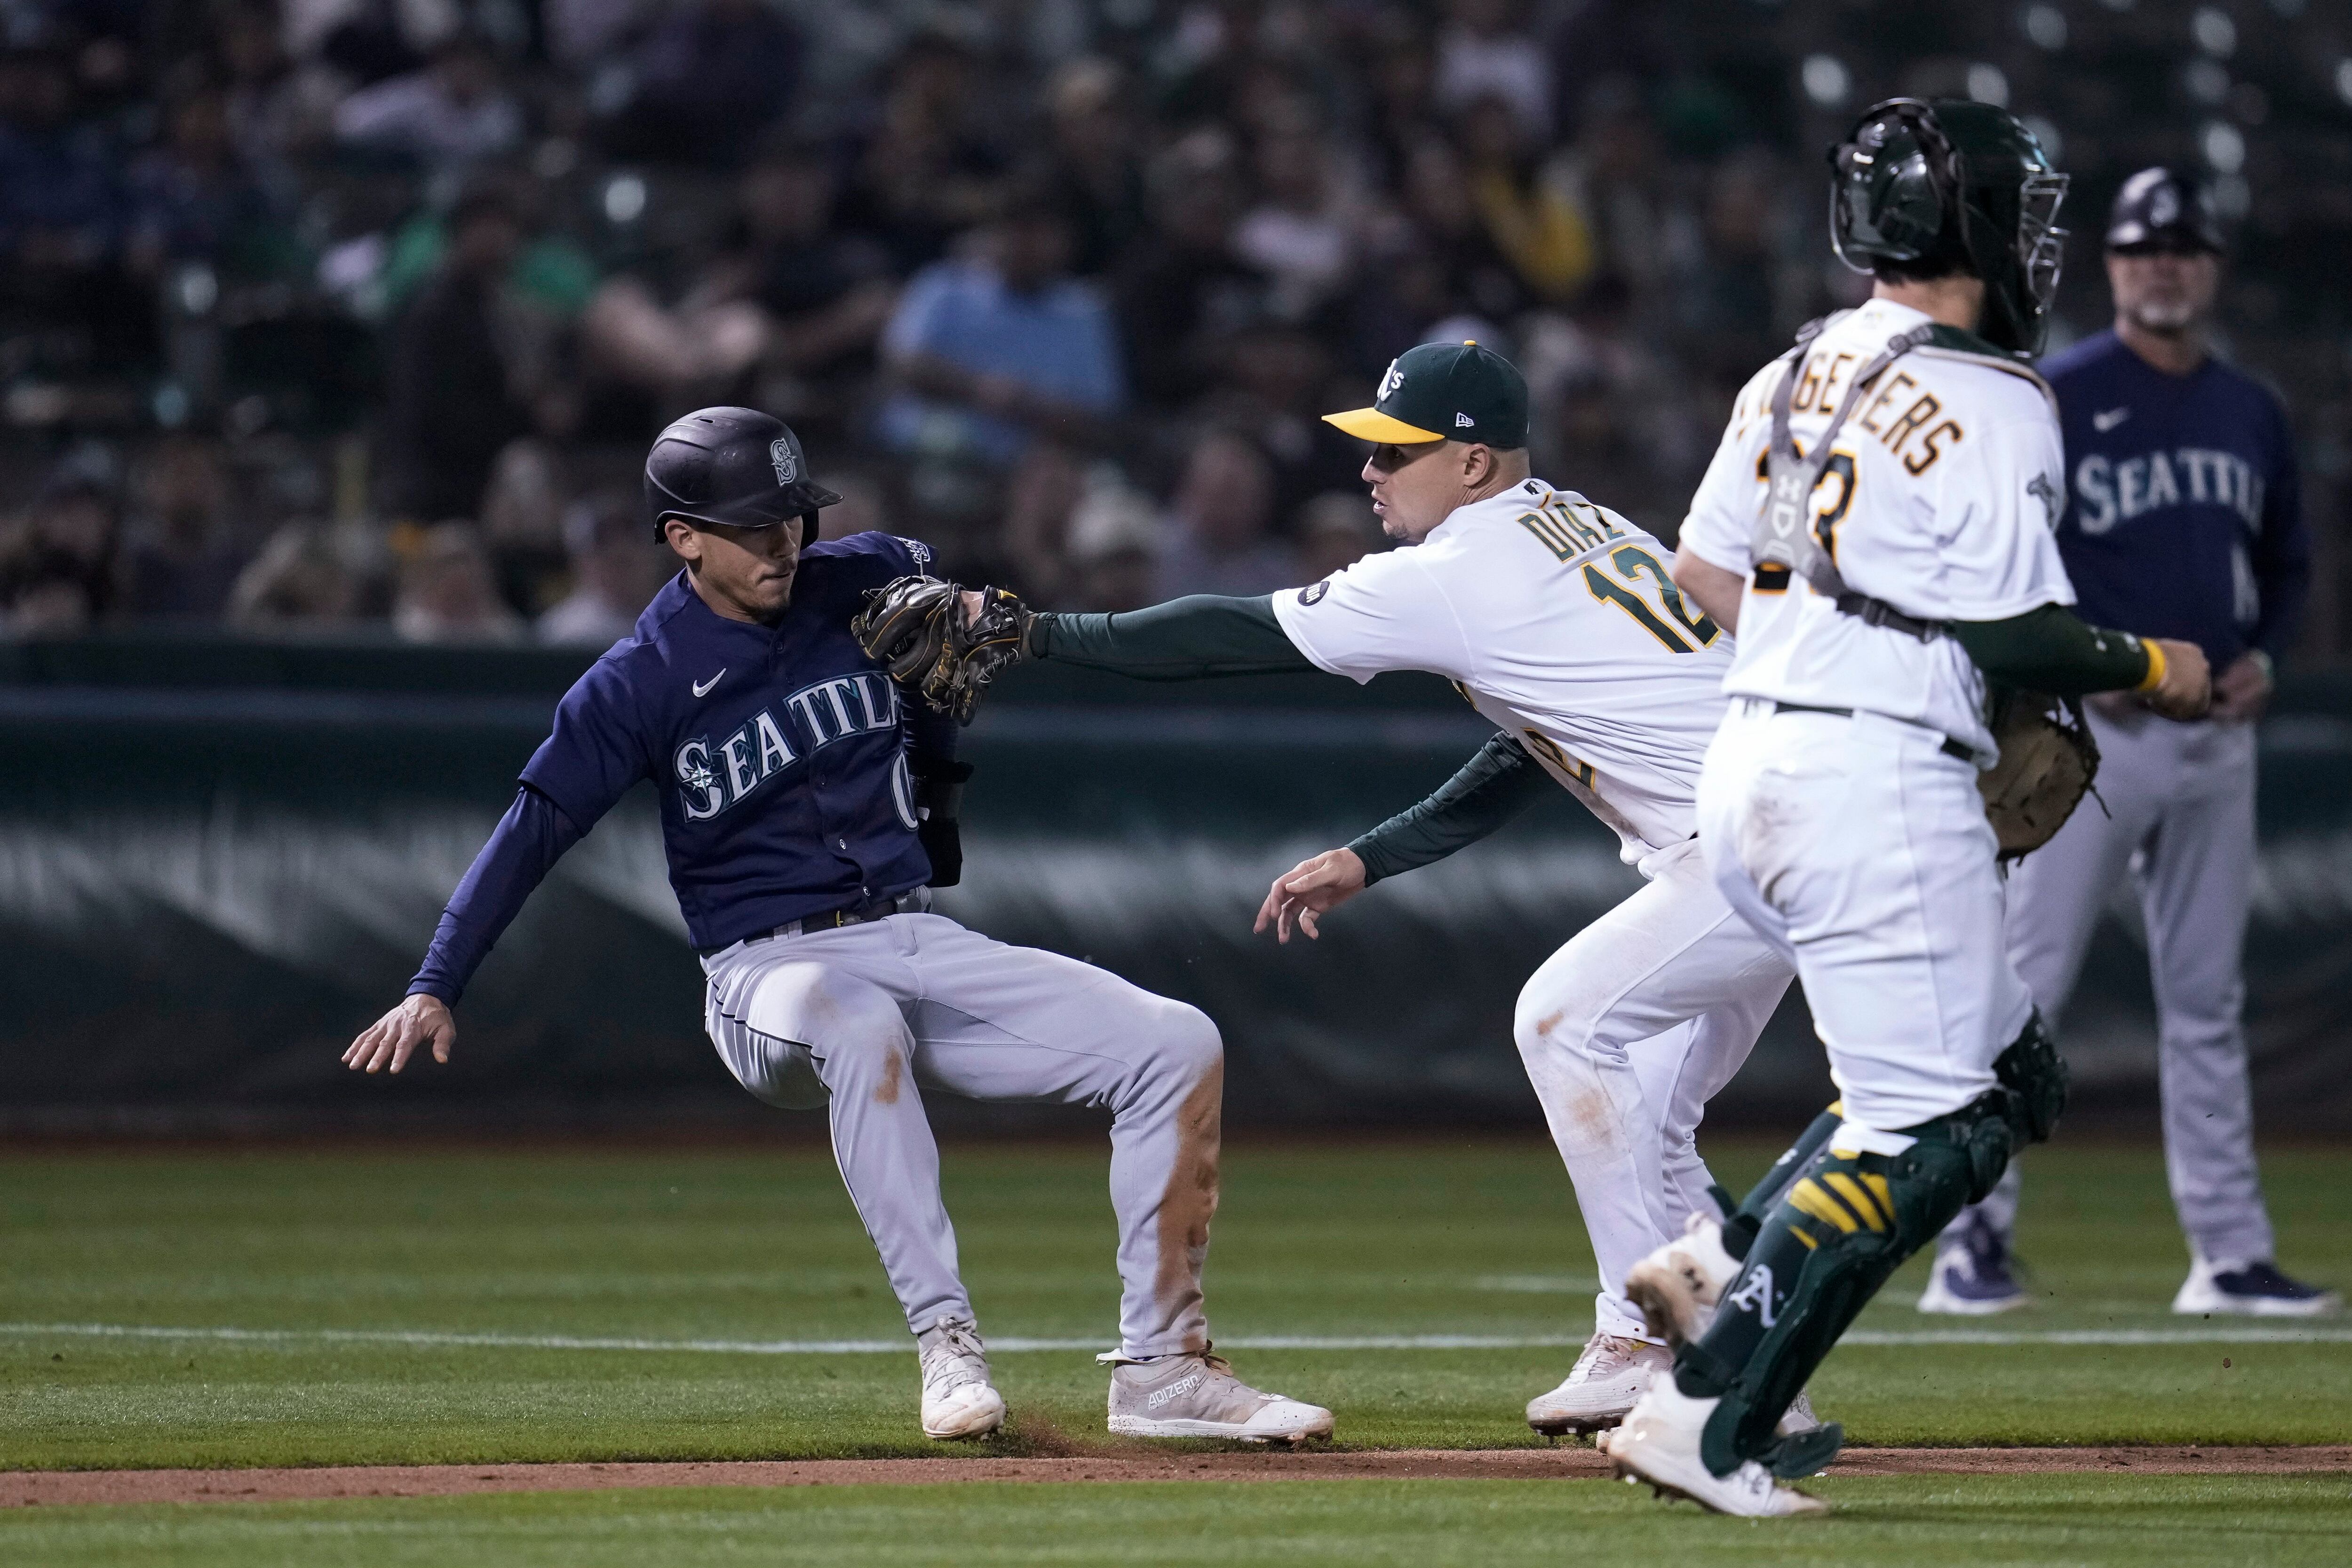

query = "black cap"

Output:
[[1323, 341, 1530, 449], [644, 406, 841, 540], [2106, 167, 2224, 254]]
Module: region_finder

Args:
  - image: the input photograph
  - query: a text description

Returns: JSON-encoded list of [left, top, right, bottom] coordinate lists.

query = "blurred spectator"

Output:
[[877, 191, 1125, 469], [1196, 322, 1363, 518], [218, 2, 342, 177], [849, 31, 1009, 270], [120, 436, 245, 619], [537, 493, 672, 646], [332, 32, 522, 173], [1042, 57, 1145, 279], [380, 183, 549, 521], [1232, 127, 1368, 325], [1434, 0, 1552, 140], [1454, 94, 1592, 306], [1151, 430, 1297, 600], [1062, 467, 1162, 612], [1295, 490, 1385, 583], [0, 46, 149, 370], [1113, 131, 1263, 410], [0, 462, 121, 636], [227, 519, 372, 629], [611, 0, 804, 167], [814, 468, 888, 542], [998, 442, 1088, 604], [394, 520, 525, 643], [126, 79, 283, 280]]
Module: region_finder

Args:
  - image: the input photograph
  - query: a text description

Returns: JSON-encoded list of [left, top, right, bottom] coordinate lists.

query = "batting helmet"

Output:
[[1827, 98, 2069, 355], [644, 406, 841, 541], [2105, 166, 2225, 254]]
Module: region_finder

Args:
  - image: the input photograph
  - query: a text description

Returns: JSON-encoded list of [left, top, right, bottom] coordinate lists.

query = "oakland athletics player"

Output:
[[1597, 100, 2212, 1515], [855, 340, 1823, 1441], [342, 406, 1333, 1447]]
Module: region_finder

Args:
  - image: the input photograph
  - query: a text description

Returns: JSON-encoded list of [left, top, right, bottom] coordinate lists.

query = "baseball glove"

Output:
[[851, 576, 1034, 724], [850, 575, 956, 684], [1978, 689, 2101, 861]]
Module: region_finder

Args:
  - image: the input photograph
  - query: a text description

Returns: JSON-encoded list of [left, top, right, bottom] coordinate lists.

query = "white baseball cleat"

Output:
[[2172, 1256, 2343, 1317], [1106, 1348, 1334, 1443], [1624, 1212, 1743, 1348], [917, 1319, 1006, 1440], [1526, 1333, 1672, 1436], [1609, 1376, 1827, 1517]]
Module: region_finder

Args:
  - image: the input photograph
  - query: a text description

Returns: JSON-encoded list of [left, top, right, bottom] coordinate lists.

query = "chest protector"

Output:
[[1752, 317, 1944, 640]]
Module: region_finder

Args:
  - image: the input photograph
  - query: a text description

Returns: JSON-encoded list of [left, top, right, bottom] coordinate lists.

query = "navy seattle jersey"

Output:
[[408, 531, 947, 1001], [2043, 329, 2307, 668]]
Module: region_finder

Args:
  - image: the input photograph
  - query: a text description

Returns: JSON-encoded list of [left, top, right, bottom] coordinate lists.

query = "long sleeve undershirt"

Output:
[[1950, 603, 2153, 696], [407, 786, 585, 1004], [1031, 595, 1314, 679], [1347, 732, 1556, 887]]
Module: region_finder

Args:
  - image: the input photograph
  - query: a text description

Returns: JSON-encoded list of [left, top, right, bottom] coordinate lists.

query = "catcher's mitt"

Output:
[[1978, 688, 2101, 861], [850, 576, 1033, 724]]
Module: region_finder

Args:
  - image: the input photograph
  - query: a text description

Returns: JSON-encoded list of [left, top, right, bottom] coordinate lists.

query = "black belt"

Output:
[[709, 890, 925, 955], [1834, 591, 1950, 643], [1771, 700, 1974, 763]]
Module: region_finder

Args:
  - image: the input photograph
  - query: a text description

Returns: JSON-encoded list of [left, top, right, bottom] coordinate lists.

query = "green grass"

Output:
[[5, 1477, 2351, 1568], [1, 1139, 2347, 1471]]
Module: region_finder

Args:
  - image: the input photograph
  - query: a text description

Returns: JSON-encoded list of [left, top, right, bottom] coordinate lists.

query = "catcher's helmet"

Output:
[[1828, 98, 2069, 356], [2105, 166, 2224, 254], [644, 406, 841, 541]]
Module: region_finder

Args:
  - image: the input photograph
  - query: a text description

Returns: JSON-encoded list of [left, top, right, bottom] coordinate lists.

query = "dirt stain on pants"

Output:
[[874, 1048, 904, 1105], [1155, 1060, 1223, 1347]]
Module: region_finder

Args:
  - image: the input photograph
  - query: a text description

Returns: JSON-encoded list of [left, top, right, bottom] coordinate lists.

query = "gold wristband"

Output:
[[2135, 640, 2168, 693]]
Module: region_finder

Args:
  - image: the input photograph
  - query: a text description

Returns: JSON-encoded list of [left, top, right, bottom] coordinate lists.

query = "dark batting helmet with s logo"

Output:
[[644, 406, 841, 540]]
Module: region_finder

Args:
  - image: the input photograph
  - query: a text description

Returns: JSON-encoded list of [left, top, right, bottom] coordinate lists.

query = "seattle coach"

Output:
[[1922, 168, 2335, 1317]]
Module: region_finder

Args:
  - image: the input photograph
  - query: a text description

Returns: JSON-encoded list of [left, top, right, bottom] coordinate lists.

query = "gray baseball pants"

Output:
[[700, 910, 1224, 1358], [1950, 710, 2272, 1266]]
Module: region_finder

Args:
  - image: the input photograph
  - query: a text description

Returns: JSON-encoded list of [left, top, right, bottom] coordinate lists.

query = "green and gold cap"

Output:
[[1323, 340, 1530, 448]]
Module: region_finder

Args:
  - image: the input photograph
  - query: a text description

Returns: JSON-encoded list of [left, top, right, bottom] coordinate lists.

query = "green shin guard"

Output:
[[1711, 1102, 1848, 1263], [1676, 1094, 2017, 1477]]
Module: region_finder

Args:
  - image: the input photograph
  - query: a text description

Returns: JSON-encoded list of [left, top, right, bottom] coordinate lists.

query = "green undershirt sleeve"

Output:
[[1948, 603, 2153, 696], [1346, 732, 1556, 887], [1029, 595, 1316, 680]]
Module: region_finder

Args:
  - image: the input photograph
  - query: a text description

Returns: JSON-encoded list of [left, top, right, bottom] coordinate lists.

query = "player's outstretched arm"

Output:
[[344, 993, 455, 1075], [1950, 605, 2210, 719], [1255, 848, 1367, 943]]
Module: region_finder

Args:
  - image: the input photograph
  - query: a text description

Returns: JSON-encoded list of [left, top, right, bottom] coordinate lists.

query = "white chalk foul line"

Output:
[[5, 1322, 2351, 1355]]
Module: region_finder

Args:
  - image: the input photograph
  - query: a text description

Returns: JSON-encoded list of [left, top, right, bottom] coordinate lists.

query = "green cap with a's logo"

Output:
[[1323, 340, 1530, 448]]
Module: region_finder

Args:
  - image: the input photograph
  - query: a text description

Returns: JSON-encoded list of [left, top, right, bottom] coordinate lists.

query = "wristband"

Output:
[[2134, 639, 2168, 693], [2248, 648, 2275, 685]]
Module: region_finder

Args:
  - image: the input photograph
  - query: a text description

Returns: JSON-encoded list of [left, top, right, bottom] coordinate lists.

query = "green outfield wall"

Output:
[[4, 634, 2348, 1134]]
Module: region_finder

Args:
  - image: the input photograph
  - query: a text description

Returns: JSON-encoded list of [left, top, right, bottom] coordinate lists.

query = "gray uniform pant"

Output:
[[700, 911, 1224, 1358], [1952, 710, 2272, 1266]]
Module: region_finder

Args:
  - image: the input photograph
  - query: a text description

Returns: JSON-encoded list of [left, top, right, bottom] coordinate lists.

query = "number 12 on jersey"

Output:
[[1583, 545, 1720, 653]]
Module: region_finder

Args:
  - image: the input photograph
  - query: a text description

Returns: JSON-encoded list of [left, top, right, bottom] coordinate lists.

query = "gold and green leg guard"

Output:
[[1710, 1100, 1848, 1264], [1674, 1092, 2016, 1477]]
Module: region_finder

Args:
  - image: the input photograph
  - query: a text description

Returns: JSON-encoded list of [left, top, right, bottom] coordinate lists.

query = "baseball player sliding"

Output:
[[1924, 168, 2334, 1318], [854, 340, 1826, 1443], [1594, 99, 2212, 1514], [342, 407, 1332, 1448]]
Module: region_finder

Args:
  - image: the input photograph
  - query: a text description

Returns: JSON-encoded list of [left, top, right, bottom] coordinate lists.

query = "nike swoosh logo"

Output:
[[692, 671, 725, 697], [2092, 407, 2130, 432]]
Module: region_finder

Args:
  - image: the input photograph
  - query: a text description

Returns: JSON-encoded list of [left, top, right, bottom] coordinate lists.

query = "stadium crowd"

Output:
[[1, 0, 2347, 651]]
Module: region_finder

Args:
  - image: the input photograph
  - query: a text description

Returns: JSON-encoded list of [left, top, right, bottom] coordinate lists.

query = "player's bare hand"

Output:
[[343, 993, 455, 1075], [2208, 650, 2273, 723], [2142, 637, 2212, 722], [1254, 848, 1367, 944]]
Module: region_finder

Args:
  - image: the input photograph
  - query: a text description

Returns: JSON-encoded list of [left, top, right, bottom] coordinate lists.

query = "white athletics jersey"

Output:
[[1677, 298, 2075, 760], [1272, 478, 1734, 862]]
